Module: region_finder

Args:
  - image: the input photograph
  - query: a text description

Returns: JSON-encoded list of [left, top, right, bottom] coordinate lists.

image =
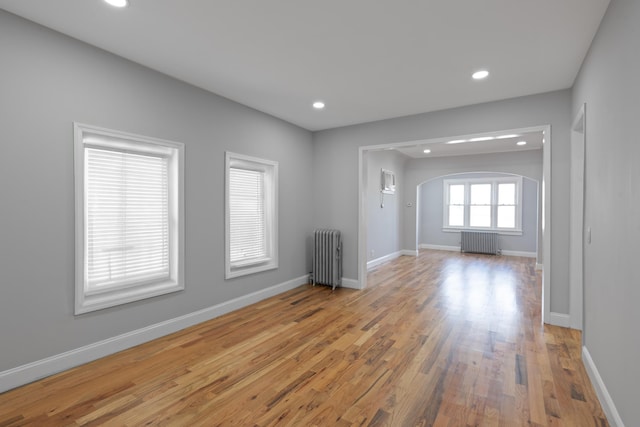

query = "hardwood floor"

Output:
[[0, 250, 608, 426]]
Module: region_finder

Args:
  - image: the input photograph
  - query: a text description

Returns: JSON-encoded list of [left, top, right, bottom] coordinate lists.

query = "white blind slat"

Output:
[[229, 167, 267, 264], [86, 148, 170, 289]]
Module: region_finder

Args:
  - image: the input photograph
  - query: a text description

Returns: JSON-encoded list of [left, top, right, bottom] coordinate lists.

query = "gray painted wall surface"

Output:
[[366, 150, 406, 261], [572, 0, 639, 424], [313, 91, 571, 314], [0, 11, 313, 372], [418, 170, 539, 254]]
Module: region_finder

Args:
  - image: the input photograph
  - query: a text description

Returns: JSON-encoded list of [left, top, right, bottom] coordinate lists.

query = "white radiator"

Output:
[[461, 231, 499, 255], [312, 229, 342, 290]]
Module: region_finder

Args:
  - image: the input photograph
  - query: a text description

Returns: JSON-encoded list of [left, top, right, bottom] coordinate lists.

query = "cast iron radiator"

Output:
[[460, 231, 499, 255], [311, 229, 342, 290]]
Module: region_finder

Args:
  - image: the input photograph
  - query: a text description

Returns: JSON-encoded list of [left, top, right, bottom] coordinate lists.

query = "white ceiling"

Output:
[[0, 0, 610, 131], [394, 131, 543, 159]]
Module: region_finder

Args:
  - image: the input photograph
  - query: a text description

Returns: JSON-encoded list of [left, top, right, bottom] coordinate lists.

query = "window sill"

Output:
[[76, 279, 184, 314], [226, 260, 278, 279]]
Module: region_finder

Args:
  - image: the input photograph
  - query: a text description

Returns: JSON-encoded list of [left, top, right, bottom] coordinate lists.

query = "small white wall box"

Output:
[[381, 169, 396, 194]]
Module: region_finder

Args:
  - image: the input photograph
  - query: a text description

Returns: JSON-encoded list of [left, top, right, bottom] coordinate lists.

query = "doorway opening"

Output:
[[358, 125, 552, 323]]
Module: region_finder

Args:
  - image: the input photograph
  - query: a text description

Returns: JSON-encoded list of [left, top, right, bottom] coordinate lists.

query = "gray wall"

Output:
[[572, 0, 640, 424], [418, 169, 539, 254], [0, 11, 313, 372], [366, 150, 407, 261], [313, 90, 571, 314]]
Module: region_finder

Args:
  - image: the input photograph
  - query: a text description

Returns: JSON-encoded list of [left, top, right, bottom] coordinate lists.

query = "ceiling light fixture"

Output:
[[496, 134, 519, 139], [312, 101, 325, 109], [446, 139, 467, 144], [517, 141, 527, 146], [423, 149, 431, 154], [104, 0, 128, 7], [472, 70, 489, 80], [469, 136, 495, 142]]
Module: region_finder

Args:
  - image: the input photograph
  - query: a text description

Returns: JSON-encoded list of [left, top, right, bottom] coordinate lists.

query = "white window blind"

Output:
[[228, 167, 266, 265], [225, 152, 278, 279], [74, 123, 184, 314], [85, 148, 170, 291]]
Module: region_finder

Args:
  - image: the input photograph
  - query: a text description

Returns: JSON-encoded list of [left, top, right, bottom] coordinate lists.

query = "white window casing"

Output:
[[74, 123, 184, 314], [225, 152, 278, 279], [443, 176, 523, 235]]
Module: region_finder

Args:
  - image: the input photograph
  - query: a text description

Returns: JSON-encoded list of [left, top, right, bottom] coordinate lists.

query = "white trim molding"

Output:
[[500, 250, 537, 258], [420, 244, 460, 251], [583, 346, 625, 427], [367, 250, 419, 270], [400, 249, 418, 257], [569, 103, 586, 331], [225, 152, 279, 279], [442, 175, 523, 234], [73, 122, 185, 314], [367, 251, 402, 270], [542, 125, 552, 325], [547, 312, 571, 328], [0, 275, 308, 394], [341, 277, 361, 290], [419, 244, 536, 259]]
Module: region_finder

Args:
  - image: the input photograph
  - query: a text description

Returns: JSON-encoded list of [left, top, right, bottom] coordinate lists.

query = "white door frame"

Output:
[[570, 104, 586, 330]]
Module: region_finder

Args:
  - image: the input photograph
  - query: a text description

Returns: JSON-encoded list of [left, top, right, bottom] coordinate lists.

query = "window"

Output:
[[443, 176, 523, 234], [74, 123, 184, 314], [225, 152, 278, 279]]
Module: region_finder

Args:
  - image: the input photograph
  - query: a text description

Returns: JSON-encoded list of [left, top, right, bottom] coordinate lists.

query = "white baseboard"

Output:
[[583, 346, 625, 427], [547, 312, 571, 328], [0, 275, 308, 394], [500, 250, 537, 258], [400, 249, 418, 257], [341, 277, 361, 290], [419, 244, 459, 252], [420, 244, 537, 259], [367, 251, 402, 270], [367, 250, 418, 270]]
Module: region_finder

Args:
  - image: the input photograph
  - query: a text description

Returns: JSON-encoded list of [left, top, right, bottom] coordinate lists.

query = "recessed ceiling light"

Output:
[[423, 149, 431, 154], [312, 101, 325, 109], [496, 134, 519, 139], [472, 70, 490, 80], [104, 0, 128, 7], [469, 136, 495, 142], [446, 139, 467, 144], [516, 141, 527, 146]]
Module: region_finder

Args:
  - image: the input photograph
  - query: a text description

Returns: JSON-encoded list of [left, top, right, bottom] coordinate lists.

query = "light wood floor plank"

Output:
[[0, 250, 608, 426]]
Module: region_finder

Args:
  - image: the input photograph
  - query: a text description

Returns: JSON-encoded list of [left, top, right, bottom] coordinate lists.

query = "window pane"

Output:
[[470, 184, 491, 205], [470, 206, 491, 227], [498, 183, 515, 205], [497, 206, 516, 228], [86, 148, 170, 290], [448, 205, 464, 226], [229, 168, 266, 264], [449, 184, 465, 204]]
